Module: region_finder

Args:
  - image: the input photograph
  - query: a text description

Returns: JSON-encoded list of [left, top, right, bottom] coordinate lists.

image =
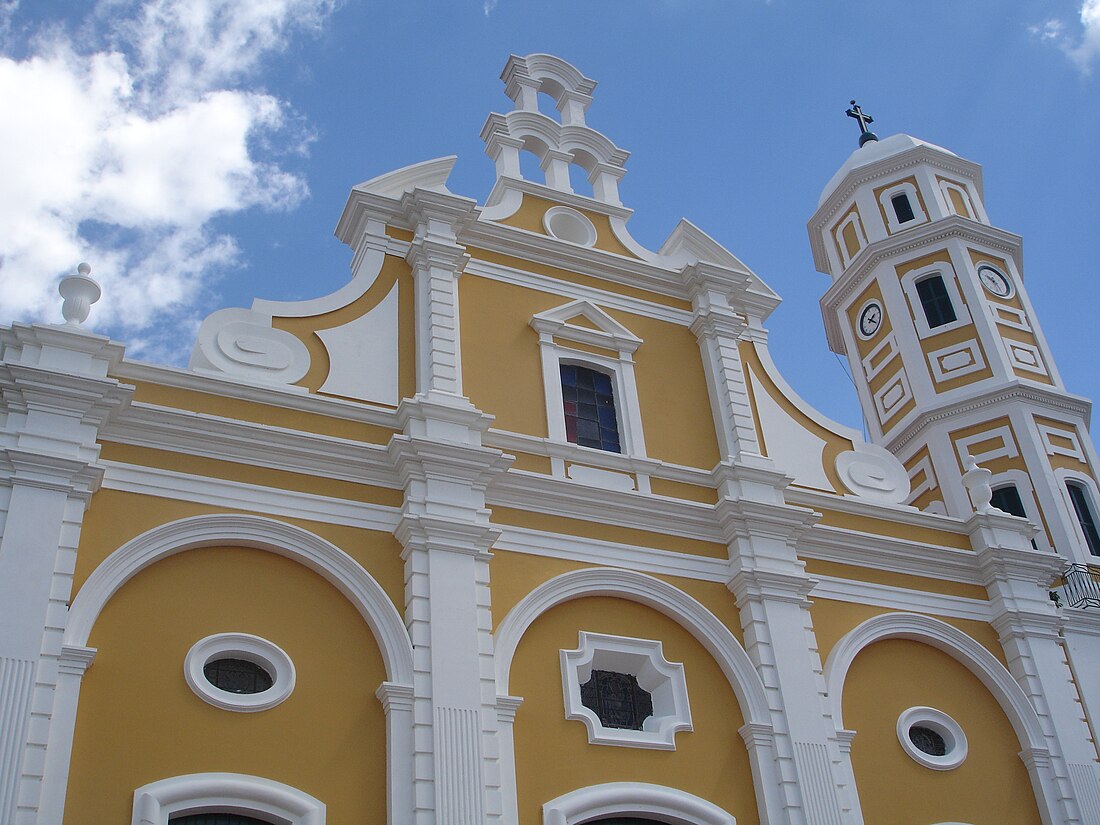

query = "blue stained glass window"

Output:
[[560, 364, 621, 453]]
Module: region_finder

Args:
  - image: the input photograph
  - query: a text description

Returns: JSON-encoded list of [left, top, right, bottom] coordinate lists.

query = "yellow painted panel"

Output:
[[495, 193, 642, 259], [273, 254, 416, 401], [64, 546, 388, 825], [74, 489, 406, 611], [813, 507, 971, 550], [879, 397, 916, 437], [491, 506, 729, 559], [803, 558, 987, 600], [510, 596, 758, 825], [459, 275, 720, 469], [947, 187, 972, 218], [467, 246, 692, 311], [648, 476, 719, 505], [97, 443, 403, 508], [947, 417, 1027, 477], [830, 204, 862, 266], [126, 382, 398, 445], [386, 226, 414, 241], [841, 221, 860, 259], [844, 639, 1040, 824], [508, 451, 554, 475]]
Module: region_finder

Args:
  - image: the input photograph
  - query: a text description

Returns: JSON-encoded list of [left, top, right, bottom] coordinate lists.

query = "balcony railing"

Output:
[[1059, 564, 1100, 609]]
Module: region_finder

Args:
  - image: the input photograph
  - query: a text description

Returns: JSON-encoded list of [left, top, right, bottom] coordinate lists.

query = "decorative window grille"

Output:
[[580, 669, 653, 730], [203, 658, 274, 695], [908, 725, 947, 756]]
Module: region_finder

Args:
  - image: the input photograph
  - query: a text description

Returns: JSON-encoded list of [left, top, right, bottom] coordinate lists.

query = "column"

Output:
[[0, 323, 131, 825], [971, 510, 1100, 825], [720, 464, 858, 825]]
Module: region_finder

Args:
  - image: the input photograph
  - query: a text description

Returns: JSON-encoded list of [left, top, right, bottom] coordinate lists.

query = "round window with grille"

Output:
[[184, 633, 295, 712], [896, 706, 967, 770]]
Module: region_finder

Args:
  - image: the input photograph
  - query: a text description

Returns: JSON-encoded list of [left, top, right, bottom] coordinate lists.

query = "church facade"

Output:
[[2, 53, 1100, 825]]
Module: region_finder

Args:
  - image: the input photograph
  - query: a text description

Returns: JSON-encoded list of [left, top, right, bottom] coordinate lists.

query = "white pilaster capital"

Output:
[[680, 261, 751, 304], [394, 393, 497, 443], [376, 681, 415, 714], [711, 459, 788, 504], [495, 695, 524, 724], [737, 721, 776, 750], [399, 188, 480, 247], [728, 567, 819, 608], [58, 645, 97, 677], [833, 728, 858, 754]]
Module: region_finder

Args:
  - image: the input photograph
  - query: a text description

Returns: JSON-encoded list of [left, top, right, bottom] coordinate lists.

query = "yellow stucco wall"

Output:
[[509, 595, 758, 825], [64, 545, 389, 825], [494, 194, 642, 259], [843, 638, 1041, 825]]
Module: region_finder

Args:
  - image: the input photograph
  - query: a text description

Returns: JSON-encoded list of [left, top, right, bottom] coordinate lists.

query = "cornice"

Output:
[[888, 384, 1093, 452], [483, 176, 634, 220], [112, 359, 400, 429], [786, 486, 970, 537], [100, 401, 398, 489], [819, 217, 1023, 352]]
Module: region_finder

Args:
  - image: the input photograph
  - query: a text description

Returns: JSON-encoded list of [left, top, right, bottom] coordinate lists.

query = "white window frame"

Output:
[[560, 631, 692, 750], [896, 706, 968, 771], [543, 205, 597, 247], [1057, 469, 1100, 561], [132, 773, 325, 825], [531, 301, 646, 462], [900, 263, 972, 338], [988, 470, 1052, 552], [879, 181, 928, 233], [938, 179, 976, 219], [834, 210, 867, 267], [184, 632, 296, 713], [542, 781, 735, 825]]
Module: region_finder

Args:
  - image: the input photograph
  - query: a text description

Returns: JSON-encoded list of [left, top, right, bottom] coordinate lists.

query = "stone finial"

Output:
[[961, 454, 995, 513], [59, 262, 102, 326]]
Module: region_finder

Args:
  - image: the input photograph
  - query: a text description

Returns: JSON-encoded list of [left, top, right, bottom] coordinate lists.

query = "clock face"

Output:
[[978, 265, 1013, 298], [857, 301, 883, 339]]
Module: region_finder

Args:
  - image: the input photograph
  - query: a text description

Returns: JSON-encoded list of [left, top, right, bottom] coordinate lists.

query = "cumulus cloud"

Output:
[[0, 0, 335, 358], [1031, 0, 1100, 74]]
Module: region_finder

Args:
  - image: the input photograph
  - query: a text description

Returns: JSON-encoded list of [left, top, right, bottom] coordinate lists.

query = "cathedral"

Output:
[[3, 53, 1100, 825]]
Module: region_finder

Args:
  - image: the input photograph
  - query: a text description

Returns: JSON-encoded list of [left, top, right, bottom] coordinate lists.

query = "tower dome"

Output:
[[817, 134, 958, 207]]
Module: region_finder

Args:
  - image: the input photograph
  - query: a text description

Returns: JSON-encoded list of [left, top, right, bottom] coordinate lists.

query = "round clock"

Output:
[[857, 301, 884, 339], [977, 264, 1013, 298]]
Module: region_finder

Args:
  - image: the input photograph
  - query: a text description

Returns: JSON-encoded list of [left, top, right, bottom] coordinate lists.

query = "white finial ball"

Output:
[[59, 262, 102, 326]]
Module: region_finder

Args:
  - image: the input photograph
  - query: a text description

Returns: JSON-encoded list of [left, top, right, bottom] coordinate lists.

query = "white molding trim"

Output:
[[560, 632, 692, 749], [132, 772, 324, 825], [493, 567, 771, 726], [183, 632, 296, 713], [542, 781, 736, 825], [810, 576, 991, 621], [65, 514, 413, 683], [822, 612, 1045, 747], [543, 206, 597, 247]]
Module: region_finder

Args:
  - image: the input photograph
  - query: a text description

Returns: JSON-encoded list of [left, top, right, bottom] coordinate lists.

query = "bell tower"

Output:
[[807, 106, 1100, 564]]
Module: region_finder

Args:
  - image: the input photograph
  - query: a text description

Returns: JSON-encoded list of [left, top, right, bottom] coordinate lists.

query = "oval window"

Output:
[[203, 657, 274, 694]]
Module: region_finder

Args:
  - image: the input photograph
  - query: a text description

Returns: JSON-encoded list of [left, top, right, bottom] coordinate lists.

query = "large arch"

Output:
[[822, 612, 1071, 825], [66, 513, 413, 684], [542, 781, 736, 825], [493, 566, 770, 729]]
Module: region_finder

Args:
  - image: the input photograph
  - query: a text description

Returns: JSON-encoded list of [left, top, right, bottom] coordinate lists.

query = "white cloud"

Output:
[[483, 0, 499, 16], [0, 0, 335, 354], [1031, 0, 1100, 74]]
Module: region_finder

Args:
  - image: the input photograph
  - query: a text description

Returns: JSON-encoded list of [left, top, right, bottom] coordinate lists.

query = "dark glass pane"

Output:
[[991, 485, 1027, 518], [203, 658, 273, 694], [560, 365, 621, 453], [891, 193, 916, 223], [915, 275, 957, 328], [579, 670, 653, 730], [1068, 483, 1100, 556], [171, 815, 273, 825], [909, 725, 947, 756], [587, 820, 667, 825]]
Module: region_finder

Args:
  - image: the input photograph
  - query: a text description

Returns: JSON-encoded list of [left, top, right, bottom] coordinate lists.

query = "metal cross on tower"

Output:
[[846, 100, 879, 147]]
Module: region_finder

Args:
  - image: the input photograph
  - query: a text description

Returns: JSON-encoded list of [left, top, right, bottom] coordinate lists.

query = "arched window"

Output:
[[915, 274, 957, 329], [561, 364, 621, 453], [1067, 481, 1100, 556], [891, 193, 916, 224], [991, 483, 1037, 548]]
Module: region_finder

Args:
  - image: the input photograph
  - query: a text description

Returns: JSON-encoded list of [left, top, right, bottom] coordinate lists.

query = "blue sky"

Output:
[[1, 0, 1097, 430]]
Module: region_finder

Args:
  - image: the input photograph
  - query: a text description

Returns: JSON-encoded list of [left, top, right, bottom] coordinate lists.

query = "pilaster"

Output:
[[0, 323, 131, 825], [970, 510, 1100, 824], [389, 394, 512, 825], [720, 463, 859, 825], [683, 262, 764, 462]]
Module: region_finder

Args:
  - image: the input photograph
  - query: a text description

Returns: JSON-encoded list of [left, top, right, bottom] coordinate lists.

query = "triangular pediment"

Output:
[[530, 299, 642, 353]]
